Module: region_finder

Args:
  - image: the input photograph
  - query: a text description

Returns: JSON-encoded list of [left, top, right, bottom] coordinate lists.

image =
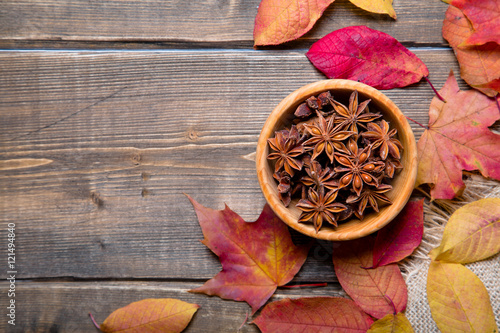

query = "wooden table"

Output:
[[0, 1, 465, 331]]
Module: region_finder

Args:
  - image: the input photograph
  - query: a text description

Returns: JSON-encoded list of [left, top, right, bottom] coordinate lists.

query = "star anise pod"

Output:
[[362, 119, 403, 160], [331, 90, 381, 134], [267, 126, 304, 177], [303, 112, 354, 163], [384, 157, 403, 178], [296, 187, 347, 231], [334, 141, 384, 196], [346, 184, 393, 219], [273, 171, 292, 207], [300, 160, 339, 191]]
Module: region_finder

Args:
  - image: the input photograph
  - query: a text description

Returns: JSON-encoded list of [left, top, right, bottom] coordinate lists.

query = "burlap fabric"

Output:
[[402, 174, 500, 332]]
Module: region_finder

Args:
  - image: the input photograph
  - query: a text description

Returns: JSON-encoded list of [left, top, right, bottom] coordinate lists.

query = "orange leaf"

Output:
[[100, 298, 199, 333], [332, 236, 408, 319], [427, 261, 497, 333], [348, 0, 396, 19], [442, 5, 500, 97], [429, 198, 500, 264], [367, 313, 415, 333], [416, 71, 500, 199], [187, 195, 310, 314], [253, 0, 335, 46], [253, 297, 374, 332], [450, 0, 500, 46]]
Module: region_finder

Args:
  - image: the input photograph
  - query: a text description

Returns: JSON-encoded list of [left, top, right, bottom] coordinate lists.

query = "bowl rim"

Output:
[[256, 79, 418, 241]]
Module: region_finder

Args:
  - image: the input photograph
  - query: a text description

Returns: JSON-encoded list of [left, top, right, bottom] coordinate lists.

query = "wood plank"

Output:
[[0, 0, 449, 47], [0, 49, 462, 280], [0, 281, 345, 332]]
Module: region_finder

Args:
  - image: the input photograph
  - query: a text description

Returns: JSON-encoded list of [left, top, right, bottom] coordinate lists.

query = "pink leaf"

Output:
[[372, 199, 424, 268], [306, 26, 429, 90], [332, 236, 408, 319]]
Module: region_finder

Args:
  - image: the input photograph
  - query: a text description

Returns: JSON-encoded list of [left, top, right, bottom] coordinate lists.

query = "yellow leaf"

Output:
[[100, 298, 199, 333], [367, 313, 415, 333], [429, 198, 500, 264], [427, 261, 497, 333], [348, 0, 396, 19]]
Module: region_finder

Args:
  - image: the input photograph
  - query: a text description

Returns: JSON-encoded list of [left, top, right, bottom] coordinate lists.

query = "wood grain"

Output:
[[0, 281, 345, 332], [0, 0, 448, 48], [0, 49, 462, 280]]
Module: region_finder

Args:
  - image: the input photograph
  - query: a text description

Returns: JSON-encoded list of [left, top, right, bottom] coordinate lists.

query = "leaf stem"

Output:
[[405, 115, 428, 129], [384, 295, 397, 315], [88, 313, 101, 331], [280, 282, 327, 288], [424, 77, 446, 102], [238, 311, 249, 331]]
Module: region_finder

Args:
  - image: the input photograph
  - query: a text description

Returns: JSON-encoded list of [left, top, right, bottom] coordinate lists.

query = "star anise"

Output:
[[384, 157, 403, 178], [303, 112, 354, 163], [296, 187, 347, 231], [362, 119, 403, 160], [267, 125, 304, 177], [346, 184, 392, 219], [300, 160, 338, 191], [273, 171, 292, 207], [331, 90, 381, 134], [334, 140, 384, 196]]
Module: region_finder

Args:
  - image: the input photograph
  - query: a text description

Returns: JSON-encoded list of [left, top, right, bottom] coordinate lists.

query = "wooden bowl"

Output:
[[256, 80, 418, 241]]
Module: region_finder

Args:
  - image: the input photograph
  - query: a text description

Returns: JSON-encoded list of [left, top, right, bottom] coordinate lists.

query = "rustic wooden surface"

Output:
[[0, 0, 474, 331]]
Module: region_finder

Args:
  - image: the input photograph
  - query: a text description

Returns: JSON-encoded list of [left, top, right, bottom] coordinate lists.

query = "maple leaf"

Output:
[[252, 297, 374, 332], [427, 261, 498, 332], [429, 198, 500, 264], [450, 0, 500, 47], [306, 26, 429, 90], [348, 0, 397, 19], [367, 313, 415, 333], [186, 195, 310, 314], [372, 199, 424, 268], [442, 5, 500, 97], [253, 0, 335, 46], [97, 299, 199, 333], [416, 71, 500, 200], [332, 236, 408, 319]]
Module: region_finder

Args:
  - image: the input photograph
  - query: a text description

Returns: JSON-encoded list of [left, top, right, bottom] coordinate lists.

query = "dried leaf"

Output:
[[348, 0, 396, 19], [429, 198, 500, 264], [427, 261, 497, 333], [100, 299, 199, 333], [187, 195, 310, 314], [373, 199, 424, 268], [450, 0, 500, 46], [416, 71, 500, 200], [253, 297, 374, 332], [253, 0, 335, 46], [332, 236, 408, 319], [367, 313, 415, 333], [442, 5, 500, 97], [306, 26, 429, 90]]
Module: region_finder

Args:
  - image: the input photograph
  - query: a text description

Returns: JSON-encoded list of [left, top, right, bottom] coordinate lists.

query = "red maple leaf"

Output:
[[306, 26, 429, 90], [186, 195, 310, 314], [416, 71, 500, 200]]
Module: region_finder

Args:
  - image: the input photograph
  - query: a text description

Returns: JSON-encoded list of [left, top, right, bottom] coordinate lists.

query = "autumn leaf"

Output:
[[332, 236, 408, 319], [252, 297, 374, 332], [306, 26, 429, 90], [186, 195, 310, 314], [442, 5, 500, 97], [253, 0, 335, 46], [367, 313, 415, 333], [427, 261, 498, 333], [416, 71, 500, 200], [372, 199, 424, 268], [429, 198, 500, 264], [98, 299, 199, 333], [450, 0, 500, 46], [348, 0, 396, 19]]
